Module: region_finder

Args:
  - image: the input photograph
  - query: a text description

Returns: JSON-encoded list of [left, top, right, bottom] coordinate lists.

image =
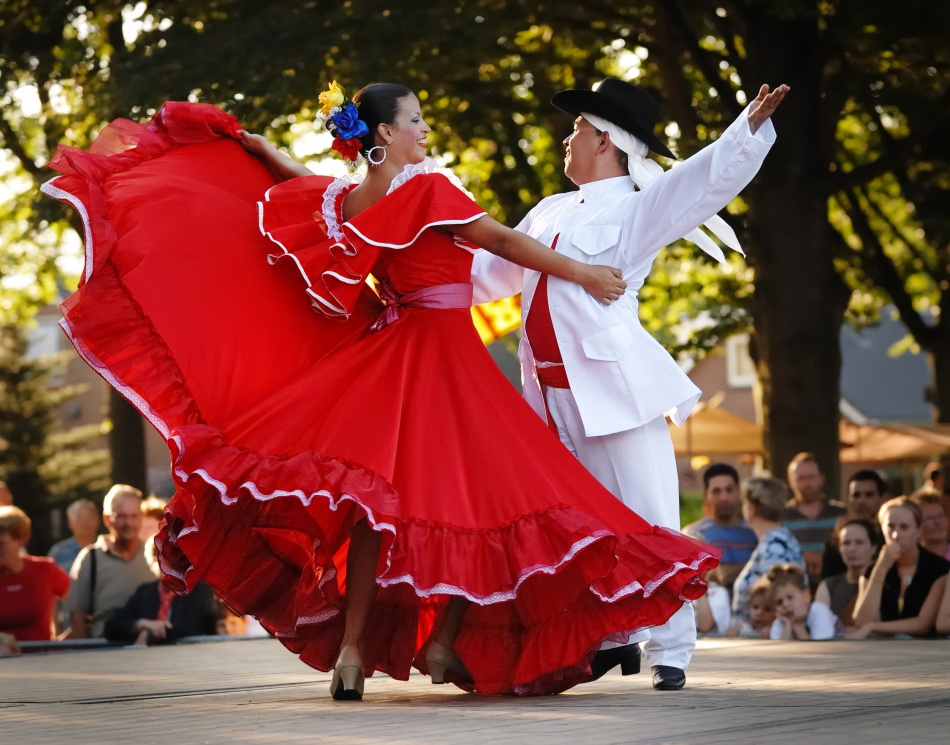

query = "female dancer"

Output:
[[43, 81, 719, 698]]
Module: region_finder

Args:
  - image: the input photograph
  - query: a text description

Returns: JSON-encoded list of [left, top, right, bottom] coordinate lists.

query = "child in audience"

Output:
[[727, 582, 776, 638], [768, 564, 840, 640]]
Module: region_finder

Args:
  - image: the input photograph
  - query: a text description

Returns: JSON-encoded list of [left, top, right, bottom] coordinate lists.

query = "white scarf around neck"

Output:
[[582, 112, 743, 265]]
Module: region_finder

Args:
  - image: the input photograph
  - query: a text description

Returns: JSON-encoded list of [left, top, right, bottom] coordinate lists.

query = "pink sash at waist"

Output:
[[371, 278, 474, 332]]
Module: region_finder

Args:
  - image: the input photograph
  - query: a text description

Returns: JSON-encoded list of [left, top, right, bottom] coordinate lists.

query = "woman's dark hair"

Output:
[[352, 83, 414, 157], [833, 516, 883, 551]]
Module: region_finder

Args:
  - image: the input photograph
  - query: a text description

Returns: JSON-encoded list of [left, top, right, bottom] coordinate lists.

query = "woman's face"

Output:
[[773, 584, 811, 623], [919, 503, 948, 544], [385, 94, 430, 166], [838, 524, 875, 570], [0, 530, 25, 569], [880, 505, 921, 551]]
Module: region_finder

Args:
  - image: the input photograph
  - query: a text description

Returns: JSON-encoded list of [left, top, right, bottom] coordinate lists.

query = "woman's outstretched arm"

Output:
[[238, 131, 313, 181], [453, 216, 626, 305]]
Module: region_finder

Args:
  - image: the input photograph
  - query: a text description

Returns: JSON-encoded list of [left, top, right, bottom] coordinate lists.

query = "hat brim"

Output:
[[552, 89, 675, 159]]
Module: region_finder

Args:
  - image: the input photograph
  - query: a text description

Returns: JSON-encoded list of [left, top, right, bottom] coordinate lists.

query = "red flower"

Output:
[[332, 137, 362, 162]]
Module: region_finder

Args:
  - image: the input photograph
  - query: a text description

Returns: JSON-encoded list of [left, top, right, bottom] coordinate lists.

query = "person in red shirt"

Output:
[[0, 506, 70, 643]]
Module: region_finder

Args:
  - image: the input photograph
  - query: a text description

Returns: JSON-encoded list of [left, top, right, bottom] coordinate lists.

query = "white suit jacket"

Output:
[[471, 109, 776, 438]]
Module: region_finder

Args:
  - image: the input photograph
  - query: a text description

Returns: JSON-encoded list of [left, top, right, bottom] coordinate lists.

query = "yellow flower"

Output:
[[319, 81, 346, 116]]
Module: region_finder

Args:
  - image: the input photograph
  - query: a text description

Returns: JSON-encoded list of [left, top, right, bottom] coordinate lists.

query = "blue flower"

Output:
[[328, 104, 368, 141]]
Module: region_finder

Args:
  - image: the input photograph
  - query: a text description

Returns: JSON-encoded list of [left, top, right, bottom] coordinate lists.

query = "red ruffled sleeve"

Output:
[[259, 176, 382, 319], [260, 170, 485, 319], [343, 172, 486, 252]]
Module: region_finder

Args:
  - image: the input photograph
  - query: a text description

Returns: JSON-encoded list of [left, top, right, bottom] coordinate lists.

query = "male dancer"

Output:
[[472, 78, 787, 689]]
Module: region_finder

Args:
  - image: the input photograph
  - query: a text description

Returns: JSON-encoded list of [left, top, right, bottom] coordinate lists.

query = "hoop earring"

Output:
[[366, 145, 387, 167]]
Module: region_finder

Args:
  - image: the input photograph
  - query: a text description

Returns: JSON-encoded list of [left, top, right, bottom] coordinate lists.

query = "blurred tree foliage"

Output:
[[0, 322, 110, 551], [3, 1, 950, 492]]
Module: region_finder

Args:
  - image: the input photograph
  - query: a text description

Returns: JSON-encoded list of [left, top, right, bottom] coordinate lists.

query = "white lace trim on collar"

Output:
[[386, 157, 475, 199]]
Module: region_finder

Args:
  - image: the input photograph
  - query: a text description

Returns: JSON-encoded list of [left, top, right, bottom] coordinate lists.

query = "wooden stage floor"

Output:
[[2, 636, 947, 744]]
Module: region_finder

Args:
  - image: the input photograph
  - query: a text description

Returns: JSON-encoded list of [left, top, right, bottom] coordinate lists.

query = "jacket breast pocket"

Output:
[[582, 325, 634, 361], [571, 225, 621, 256]]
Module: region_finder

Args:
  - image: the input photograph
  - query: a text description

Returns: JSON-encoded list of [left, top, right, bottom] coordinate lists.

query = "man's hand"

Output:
[[747, 84, 790, 134], [136, 618, 173, 640]]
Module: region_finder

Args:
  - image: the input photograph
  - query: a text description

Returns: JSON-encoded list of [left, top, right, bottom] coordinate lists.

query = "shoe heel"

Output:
[[428, 660, 448, 684], [620, 656, 641, 676], [331, 665, 364, 701]]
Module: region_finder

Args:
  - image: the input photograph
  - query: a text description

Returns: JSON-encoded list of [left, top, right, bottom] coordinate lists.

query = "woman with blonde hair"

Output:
[[851, 497, 949, 637]]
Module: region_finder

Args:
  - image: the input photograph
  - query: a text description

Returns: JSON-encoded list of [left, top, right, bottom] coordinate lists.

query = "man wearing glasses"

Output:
[[67, 484, 153, 638]]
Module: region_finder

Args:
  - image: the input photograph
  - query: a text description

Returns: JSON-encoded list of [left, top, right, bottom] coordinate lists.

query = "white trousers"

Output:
[[545, 386, 697, 670]]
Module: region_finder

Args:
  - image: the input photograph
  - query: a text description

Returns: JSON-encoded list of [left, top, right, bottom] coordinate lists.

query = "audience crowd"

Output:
[[686, 456, 950, 640], [0, 480, 264, 654], [2, 454, 950, 656]]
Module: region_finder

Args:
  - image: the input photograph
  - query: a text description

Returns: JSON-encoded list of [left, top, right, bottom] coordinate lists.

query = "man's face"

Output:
[[0, 484, 12, 507], [104, 495, 142, 543], [704, 474, 740, 523], [788, 460, 824, 503], [847, 479, 884, 519], [563, 117, 601, 185]]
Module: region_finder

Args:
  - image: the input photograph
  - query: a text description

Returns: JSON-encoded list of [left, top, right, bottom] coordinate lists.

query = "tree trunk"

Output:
[[108, 388, 147, 491], [742, 12, 849, 497], [927, 324, 950, 424]]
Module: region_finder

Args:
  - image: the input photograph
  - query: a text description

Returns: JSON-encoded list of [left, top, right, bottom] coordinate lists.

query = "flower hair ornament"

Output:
[[319, 81, 369, 163]]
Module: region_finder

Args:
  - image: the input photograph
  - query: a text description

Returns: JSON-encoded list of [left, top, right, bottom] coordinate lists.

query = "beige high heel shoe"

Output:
[[330, 646, 365, 701], [425, 641, 474, 686]]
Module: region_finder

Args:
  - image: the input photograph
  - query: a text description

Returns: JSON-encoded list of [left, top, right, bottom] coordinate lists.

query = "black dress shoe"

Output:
[[651, 665, 686, 690], [590, 643, 641, 680]]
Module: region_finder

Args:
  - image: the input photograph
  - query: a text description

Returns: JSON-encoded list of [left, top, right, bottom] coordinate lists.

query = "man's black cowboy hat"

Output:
[[552, 78, 675, 159]]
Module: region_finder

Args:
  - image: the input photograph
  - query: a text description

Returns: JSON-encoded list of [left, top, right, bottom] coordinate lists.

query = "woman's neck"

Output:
[[0, 553, 25, 573], [845, 564, 868, 582], [751, 519, 779, 541]]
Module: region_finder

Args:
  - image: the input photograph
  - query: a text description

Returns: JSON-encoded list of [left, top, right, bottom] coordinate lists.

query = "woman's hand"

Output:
[[877, 541, 902, 570], [237, 130, 277, 158], [578, 265, 627, 305], [847, 622, 874, 640]]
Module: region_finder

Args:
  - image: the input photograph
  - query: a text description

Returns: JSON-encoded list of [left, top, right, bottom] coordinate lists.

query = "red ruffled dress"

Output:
[[43, 102, 719, 695]]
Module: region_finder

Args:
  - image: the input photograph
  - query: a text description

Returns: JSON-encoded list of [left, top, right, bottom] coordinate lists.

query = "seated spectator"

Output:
[[781, 453, 846, 588], [48, 499, 101, 574], [0, 631, 22, 655], [217, 609, 271, 638], [821, 470, 887, 579], [683, 463, 757, 592], [851, 497, 950, 638], [694, 581, 731, 636], [67, 484, 154, 638], [912, 490, 950, 561], [732, 476, 806, 624], [815, 518, 880, 627], [104, 539, 220, 645], [0, 506, 70, 642], [922, 461, 944, 494], [767, 564, 840, 640], [726, 581, 776, 638], [139, 495, 168, 543]]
